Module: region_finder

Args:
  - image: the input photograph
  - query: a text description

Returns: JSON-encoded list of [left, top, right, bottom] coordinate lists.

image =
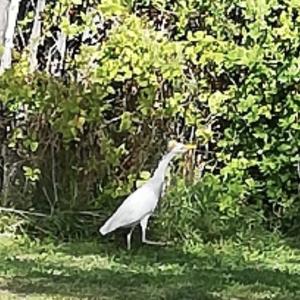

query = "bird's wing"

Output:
[[100, 184, 158, 234]]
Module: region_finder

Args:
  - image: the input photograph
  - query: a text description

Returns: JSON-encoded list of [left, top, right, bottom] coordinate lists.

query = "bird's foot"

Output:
[[142, 239, 170, 246]]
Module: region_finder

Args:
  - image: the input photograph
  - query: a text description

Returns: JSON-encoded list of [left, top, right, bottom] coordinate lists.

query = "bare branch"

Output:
[[1, 145, 9, 205], [100, 116, 122, 128], [46, 43, 57, 71], [42, 186, 54, 215], [51, 144, 58, 208], [0, 206, 48, 217]]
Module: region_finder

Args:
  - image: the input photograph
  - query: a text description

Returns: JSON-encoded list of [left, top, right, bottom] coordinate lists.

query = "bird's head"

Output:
[[168, 140, 196, 154]]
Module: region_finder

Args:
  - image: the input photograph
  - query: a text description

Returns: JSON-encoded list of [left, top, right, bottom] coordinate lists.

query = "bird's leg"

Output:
[[140, 215, 166, 246], [126, 226, 136, 250]]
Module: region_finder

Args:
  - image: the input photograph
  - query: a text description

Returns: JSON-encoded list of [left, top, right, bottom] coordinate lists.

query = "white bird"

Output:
[[99, 140, 196, 250]]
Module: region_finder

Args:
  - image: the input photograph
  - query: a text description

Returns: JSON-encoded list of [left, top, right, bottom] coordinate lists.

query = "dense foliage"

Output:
[[0, 0, 299, 239]]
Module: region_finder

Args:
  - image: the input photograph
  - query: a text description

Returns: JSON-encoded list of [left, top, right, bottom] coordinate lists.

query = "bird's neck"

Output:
[[152, 151, 176, 183]]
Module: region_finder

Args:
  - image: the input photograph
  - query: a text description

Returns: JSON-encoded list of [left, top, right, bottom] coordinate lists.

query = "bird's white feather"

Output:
[[99, 142, 190, 238], [99, 183, 159, 235]]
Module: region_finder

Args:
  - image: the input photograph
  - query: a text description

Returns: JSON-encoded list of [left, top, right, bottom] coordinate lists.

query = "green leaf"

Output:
[[140, 171, 151, 180], [119, 112, 132, 131], [30, 141, 39, 152]]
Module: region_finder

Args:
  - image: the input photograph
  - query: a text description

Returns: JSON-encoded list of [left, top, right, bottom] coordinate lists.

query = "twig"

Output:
[[0, 206, 48, 217], [296, 113, 300, 195], [51, 144, 58, 208], [42, 186, 54, 215], [60, 210, 105, 217], [0, 207, 105, 218], [100, 116, 122, 128], [46, 43, 57, 72], [17, 25, 26, 48], [1, 144, 9, 205], [297, 161, 300, 195]]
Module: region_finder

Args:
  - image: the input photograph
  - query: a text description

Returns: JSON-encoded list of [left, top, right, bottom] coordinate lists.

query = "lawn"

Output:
[[0, 233, 300, 299]]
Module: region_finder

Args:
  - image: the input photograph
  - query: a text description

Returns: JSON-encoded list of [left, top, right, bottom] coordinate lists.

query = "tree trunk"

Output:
[[0, 0, 10, 204], [0, 0, 21, 74], [0, 0, 10, 46], [29, 0, 46, 72]]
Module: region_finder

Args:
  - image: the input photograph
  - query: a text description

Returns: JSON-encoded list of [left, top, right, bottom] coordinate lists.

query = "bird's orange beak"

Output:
[[168, 140, 178, 151], [185, 144, 197, 150]]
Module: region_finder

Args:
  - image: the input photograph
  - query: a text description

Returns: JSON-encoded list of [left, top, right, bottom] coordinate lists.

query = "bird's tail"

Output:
[[99, 218, 113, 235], [99, 226, 107, 235]]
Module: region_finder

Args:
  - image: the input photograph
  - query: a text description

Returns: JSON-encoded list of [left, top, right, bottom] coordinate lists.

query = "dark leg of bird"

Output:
[[126, 226, 135, 250], [140, 215, 166, 246]]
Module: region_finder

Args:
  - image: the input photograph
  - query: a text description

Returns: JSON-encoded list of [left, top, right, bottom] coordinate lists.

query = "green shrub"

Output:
[[0, 0, 299, 239]]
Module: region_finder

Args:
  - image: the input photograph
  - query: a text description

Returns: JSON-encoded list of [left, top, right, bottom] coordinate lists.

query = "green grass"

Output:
[[0, 233, 300, 299]]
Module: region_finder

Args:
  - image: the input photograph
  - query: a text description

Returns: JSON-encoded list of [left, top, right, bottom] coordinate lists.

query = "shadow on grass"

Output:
[[1, 237, 300, 300]]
